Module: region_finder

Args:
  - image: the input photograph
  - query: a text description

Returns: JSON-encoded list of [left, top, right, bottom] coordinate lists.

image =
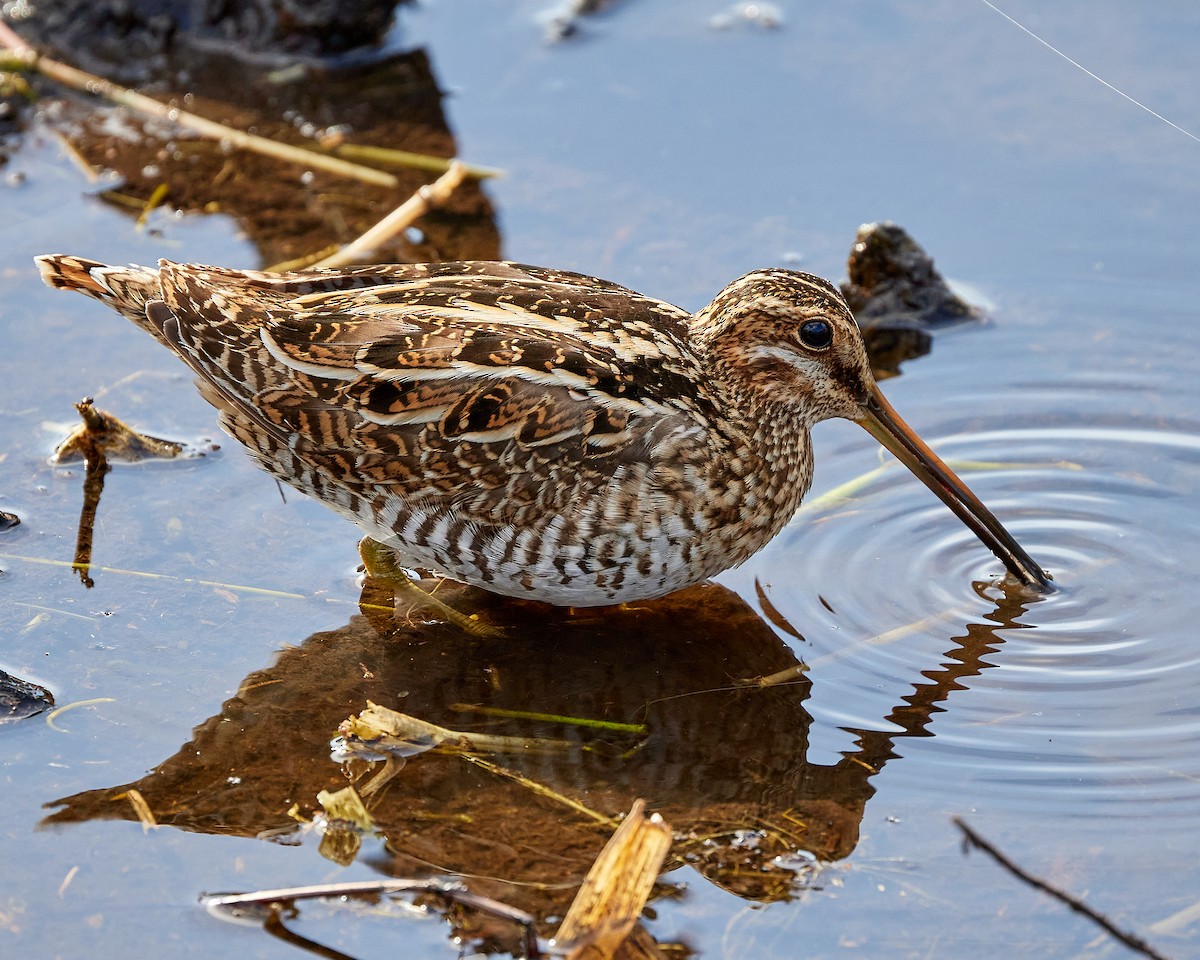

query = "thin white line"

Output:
[[980, 0, 1200, 145]]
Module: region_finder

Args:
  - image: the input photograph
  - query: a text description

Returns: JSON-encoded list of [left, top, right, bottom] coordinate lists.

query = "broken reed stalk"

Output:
[[954, 818, 1173, 960], [0, 22, 496, 187], [556, 799, 673, 960]]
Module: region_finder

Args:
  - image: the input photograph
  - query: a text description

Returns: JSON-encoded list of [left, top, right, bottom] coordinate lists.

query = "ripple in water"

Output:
[[754, 416, 1200, 817]]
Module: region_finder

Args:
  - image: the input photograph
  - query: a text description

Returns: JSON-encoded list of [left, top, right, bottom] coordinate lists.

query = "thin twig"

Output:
[[262, 909, 362, 960], [72, 434, 108, 588], [332, 142, 501, 180], [793, 456, 1082, 521], [204, 878, 539, 956], [460, 754, 617, 827], [204, 878, 532, 924], [0, 23, 394, 188], [448, 702, 647, 735], [954, 818, 1173, 960], [308, 161, 468, 268], [47, 126, 103, 181], [0, 21, 497, 186], [0, 552, 309, 599], [266, 244, 342, 273]]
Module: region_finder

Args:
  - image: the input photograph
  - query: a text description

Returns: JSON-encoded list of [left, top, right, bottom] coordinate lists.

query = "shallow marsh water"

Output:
[[2, 1, 1200, 957]]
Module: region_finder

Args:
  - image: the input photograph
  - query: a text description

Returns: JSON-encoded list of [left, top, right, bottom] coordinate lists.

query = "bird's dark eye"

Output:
[[799, 319, 833, 350]]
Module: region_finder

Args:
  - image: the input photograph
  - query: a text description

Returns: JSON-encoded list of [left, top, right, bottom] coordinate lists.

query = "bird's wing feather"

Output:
[[152, 263, 709, 519]]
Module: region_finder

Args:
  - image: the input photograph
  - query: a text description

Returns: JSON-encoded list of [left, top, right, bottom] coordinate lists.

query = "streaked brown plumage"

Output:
[[36, 255, 1048, 604]]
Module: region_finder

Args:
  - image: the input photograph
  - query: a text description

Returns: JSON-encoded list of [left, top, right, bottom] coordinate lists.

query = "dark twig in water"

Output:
[[263, 909, 359, 960], [68, 399, 110, 588], [954, 818, 1173, 960], [72, 474, 101, 588], [204, 879, 539, 958]]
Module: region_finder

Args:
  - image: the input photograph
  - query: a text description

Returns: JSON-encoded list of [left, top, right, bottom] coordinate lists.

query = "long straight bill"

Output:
[[859, 385, 1051, 590]]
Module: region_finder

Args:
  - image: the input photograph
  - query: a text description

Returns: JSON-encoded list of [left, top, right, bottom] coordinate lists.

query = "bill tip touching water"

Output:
[[36, 253, 1052, 607]]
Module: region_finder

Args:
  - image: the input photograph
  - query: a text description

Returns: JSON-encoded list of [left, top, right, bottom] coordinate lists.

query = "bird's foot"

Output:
[[358, 538, 504, 638]]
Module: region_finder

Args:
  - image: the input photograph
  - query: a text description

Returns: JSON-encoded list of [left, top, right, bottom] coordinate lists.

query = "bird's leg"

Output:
[[358, 538, 504, 638]]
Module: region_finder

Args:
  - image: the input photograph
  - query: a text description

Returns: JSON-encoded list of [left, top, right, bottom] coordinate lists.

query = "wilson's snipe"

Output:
[[37, 256, 1049, 603]]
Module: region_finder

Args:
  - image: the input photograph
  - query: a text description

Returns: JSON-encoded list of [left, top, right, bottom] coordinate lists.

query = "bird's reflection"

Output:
[[44, 576, 1033, 918]]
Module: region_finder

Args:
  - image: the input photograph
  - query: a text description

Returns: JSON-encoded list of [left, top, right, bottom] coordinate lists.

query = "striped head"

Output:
[[691, 269, 875, 427]]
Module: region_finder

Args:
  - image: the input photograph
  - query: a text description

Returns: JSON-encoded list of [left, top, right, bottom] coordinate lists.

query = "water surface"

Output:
[[2, 2, 1199, 957]]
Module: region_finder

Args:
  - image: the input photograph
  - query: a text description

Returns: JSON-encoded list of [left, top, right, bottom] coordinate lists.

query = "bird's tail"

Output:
[[36, 255, 167, 340]]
